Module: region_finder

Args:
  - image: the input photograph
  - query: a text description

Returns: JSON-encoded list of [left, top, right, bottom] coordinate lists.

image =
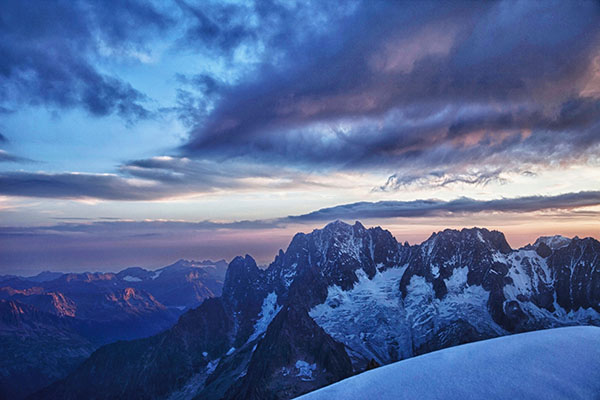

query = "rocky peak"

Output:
[[26, 271, 64, 283], [163, 259, 196, 270], [28, 222, 600, 400], [222, 256, 269, 345], [41, 291, 77, 317], [266, 221, 402, 295], [545, 236, 600, 313], [0, 299, 65, 328], [534, 235, 572, 250], [401, 227, 513, 301], [423, 228, 512, 256], [223, 255, 265, 299], [1, 299, 26, 318]]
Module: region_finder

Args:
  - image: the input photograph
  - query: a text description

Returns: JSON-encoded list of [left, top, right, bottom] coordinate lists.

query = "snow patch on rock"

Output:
[[152, 270, 163, 280], [295, 360, 317, 381], [248, 292, 282, 342]]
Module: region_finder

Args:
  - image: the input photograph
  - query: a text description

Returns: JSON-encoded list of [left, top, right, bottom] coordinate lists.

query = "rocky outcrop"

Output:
[[223, 304, 352, 400]]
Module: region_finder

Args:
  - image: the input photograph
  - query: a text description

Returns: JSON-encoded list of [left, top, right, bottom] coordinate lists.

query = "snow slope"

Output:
[[296, 326, 600, 400]]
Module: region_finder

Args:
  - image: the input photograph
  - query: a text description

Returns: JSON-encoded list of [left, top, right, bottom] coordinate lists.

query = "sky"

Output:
[[1, 0, 599, 274]]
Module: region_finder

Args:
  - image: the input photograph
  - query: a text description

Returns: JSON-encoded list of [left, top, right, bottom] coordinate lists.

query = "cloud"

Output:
[[0, 132, 7, 143], [287, 191, 600, 221], [0, 171, 168, 200], [4, 1, 597, 190], [2, 189, 598, 272], [2, 189, 598, 248], [0, 219, 282, 237], [0, 149, 33, 163], [0, 156, 324, 200], [174, 0, 359, 55], [6, 189, 595, 229], [377, 168, 508, 191], [168, 74, 225, 128], [0, 0, 171, 120], [177, 1, 600, 188]]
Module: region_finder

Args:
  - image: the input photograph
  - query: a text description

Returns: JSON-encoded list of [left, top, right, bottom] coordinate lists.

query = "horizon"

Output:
[[1, 1, 599, 275], [3, 219, 597, 276]]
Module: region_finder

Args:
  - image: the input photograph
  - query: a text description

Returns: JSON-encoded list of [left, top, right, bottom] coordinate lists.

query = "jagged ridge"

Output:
[[32, 221, 600, 400]]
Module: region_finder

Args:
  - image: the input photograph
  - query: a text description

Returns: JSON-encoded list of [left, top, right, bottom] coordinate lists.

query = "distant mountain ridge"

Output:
[[0, 259, 228, 399], [33, 221, 600, 400]]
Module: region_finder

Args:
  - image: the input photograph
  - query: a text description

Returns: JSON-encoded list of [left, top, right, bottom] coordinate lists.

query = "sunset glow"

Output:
[[1, 0, 599, 274]]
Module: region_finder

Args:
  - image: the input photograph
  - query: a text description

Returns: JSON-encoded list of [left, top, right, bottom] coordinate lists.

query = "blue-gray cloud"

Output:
[[2, 190, 597, 232], [0, 171, 167, 200], [287, 191, 600, 222], [2, 0, 600, 195], [0, 0, 170, 120], [0, 157, 319, 200], [179, 0, 600, 188], [0, 150, 33, 163]]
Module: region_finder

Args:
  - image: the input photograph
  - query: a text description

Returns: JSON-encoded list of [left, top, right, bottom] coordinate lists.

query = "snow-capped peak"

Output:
[[533, 235, 572, 250]]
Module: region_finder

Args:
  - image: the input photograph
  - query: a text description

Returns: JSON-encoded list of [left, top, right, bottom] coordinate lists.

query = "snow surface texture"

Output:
[[310, 265, 504, 366], [296, 326, 600, 400], [310, 267, 413, 364], [310, 243, 600, 368]]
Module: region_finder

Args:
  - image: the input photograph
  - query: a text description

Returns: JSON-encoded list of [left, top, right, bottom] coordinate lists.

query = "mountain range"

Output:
[[28, 221, 600, 400], [0, 259, 227, 399]]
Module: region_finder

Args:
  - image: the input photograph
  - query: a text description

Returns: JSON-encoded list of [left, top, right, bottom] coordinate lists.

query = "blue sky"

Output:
[[1, 0, 599, 273]]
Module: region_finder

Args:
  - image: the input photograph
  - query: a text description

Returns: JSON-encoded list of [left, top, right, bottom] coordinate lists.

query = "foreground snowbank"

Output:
[[296, 326, 600, 400]]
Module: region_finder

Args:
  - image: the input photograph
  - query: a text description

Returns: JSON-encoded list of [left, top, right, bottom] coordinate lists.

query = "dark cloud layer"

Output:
[[0, 156, 316, 200], [0, 171, 167, 200], [1, 1, 599, 200], [2, 190, 597, 234], [1, 189, 596, 244], [180, 1, 600, 188], [287, 191, 600, 222]]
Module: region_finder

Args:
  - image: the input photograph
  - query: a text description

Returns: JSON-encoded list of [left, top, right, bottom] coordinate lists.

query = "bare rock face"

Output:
[[0, 300, 94, 400], [223, 304, 353, 400], [31, 221, 600, 400]]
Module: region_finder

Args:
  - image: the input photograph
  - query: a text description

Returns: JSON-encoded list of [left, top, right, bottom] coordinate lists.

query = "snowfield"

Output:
[[295, 326, 600, 400]]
